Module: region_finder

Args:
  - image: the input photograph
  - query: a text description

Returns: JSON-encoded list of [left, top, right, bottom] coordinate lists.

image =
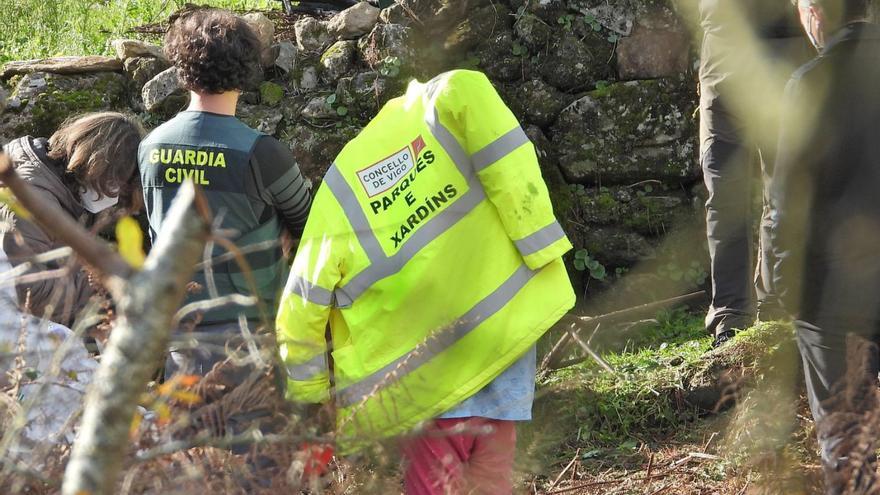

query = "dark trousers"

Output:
[[796, 321, 880, 494], [700, 33, 812, 336]]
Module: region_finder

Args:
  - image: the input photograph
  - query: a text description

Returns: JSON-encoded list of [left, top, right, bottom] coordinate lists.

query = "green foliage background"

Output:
[[0, 0, 274, 64]]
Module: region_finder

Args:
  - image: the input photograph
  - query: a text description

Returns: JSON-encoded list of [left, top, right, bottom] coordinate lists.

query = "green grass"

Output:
[[538, 309, 711, 447], [0, 0, 277, 64]]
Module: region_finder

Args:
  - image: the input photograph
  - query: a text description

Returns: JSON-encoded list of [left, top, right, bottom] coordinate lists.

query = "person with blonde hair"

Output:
[[0, 111, 145, 328]]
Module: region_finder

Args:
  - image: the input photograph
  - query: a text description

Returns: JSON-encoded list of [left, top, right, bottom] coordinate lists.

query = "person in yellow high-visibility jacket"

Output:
[[277, 69, 575, 494]]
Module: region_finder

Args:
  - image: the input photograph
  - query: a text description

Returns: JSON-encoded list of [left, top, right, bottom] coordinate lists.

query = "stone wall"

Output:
[[0, 0, 708, 308]]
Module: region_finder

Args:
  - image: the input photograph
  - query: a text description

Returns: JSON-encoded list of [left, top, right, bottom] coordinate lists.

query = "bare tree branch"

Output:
[[59, 182, 211, 495]]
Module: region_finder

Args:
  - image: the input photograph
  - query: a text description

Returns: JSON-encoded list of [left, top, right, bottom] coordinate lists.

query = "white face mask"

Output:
[[79, 187, 119, 213]]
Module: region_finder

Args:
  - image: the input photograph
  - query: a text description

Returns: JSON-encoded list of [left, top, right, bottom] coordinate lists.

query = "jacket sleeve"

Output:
[[1, 193, 94, 327], [770, 76, 814, 316], [439, 71, 572, 270], [276, 182, 346, 404]]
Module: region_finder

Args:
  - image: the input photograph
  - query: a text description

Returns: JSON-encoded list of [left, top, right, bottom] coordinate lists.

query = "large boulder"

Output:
[[617, 26, 689, 80], [123, 57, 170, 110], [241, 13, 276, 67], [141, 67, 187, 115], [274, 41, 297, 74], [550, 77, 699, 186], [295, 17, 333, 54], [320, 41, 358, 83], [514, 9, 615, 91], [0, 72, 129, 142], [359, 23, 417, 77], [123, 57, 169, 90], [328, 2, 381, 39]]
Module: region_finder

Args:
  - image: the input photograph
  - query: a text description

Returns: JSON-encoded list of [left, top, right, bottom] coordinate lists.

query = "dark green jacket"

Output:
[[139, 112, 287, 325]]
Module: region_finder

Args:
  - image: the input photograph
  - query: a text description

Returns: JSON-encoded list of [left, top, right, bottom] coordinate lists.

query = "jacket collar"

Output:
[[821, 22, 880, 56]]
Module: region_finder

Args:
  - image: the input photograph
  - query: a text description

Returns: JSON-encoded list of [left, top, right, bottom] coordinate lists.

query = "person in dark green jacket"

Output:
[[138, 7, 311, 378]]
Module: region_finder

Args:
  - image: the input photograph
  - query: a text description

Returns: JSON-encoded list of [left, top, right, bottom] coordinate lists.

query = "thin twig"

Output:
[[548, 448, 580, 492]]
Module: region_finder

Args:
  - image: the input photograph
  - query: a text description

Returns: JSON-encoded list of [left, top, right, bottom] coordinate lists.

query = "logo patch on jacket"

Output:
[[357, 146, 415, 197]]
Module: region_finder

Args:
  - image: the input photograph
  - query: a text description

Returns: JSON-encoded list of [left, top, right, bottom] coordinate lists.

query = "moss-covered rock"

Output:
[[502, 77, 573, 128], [336, 71, 402, 119], [259, 81, 285, 107], [570, 184, 695, 237], [444, 3, 512, 54], [320, 40, 359, 83], [281, 122, 361, 183], [550, 77, 698, 186], [525, 125, 573, 220], [0, 71, 129, 142], [572, 226, 655, 267], [470, 29, 534, 83], [238, 103, 284, 135], [537, 30, 615, 92]]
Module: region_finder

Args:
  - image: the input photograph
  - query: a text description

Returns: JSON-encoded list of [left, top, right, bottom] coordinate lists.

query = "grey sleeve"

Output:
[[251, 136, 312, 236]]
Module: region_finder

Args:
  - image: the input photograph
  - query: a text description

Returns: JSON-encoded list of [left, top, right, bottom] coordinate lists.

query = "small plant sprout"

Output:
[[574, 249, 607, 281]]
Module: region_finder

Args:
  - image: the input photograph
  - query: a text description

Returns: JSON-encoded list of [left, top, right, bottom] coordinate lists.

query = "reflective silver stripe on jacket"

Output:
[[324, 165, 386, 264], [331, 100, 534, 308], [286, 274, 335, 306], [334, 185, 485, 307], [514, 221, 566, 257], [472, 126, 530, 172], [335, 263, 537, 407], [286, 353, 327, 381]]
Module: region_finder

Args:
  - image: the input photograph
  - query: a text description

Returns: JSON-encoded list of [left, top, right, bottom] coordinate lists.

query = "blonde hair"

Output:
[[47, 112, 146, 199]]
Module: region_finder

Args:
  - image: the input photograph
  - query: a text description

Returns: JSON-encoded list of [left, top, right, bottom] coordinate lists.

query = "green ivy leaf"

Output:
[[336, 105, 349, 116], [325, 93, 337, 105], [575, 249, 589, 260], [574, 259, 586, 271]]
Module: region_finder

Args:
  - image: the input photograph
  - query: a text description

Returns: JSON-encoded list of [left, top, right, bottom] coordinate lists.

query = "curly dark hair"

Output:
[[164, 7, 262, 94]]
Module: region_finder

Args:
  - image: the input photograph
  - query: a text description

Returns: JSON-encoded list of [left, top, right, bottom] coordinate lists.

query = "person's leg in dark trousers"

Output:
[[702, 136, 756, 337], [700, 29, 756, 339], [754, 153, 783, 321], [796, 321, 880, 494]]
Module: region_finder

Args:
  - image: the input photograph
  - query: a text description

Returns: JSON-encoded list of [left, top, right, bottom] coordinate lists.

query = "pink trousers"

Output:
[[400, 417, 517, 495]]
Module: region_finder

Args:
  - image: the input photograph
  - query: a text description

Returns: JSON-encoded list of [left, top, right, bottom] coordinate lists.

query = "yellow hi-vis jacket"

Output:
[[277, 69, 575, 449]]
